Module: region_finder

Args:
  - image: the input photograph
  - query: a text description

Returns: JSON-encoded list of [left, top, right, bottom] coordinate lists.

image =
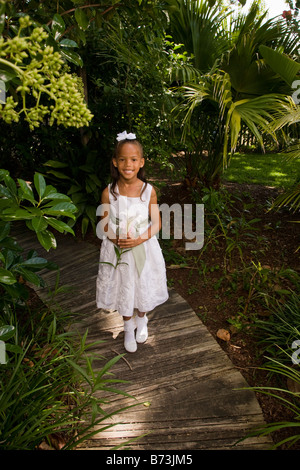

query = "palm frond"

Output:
[[282, 144, 300, 163], [271, 184, 300, 213], [173, 81, 210, 139], [169, 0, 232, 72], [259, 45, 300, 86], [271, 104, 300, 131]]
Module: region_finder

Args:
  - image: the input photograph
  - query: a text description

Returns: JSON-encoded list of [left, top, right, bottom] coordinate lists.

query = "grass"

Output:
[[222, 152, 300, 189]]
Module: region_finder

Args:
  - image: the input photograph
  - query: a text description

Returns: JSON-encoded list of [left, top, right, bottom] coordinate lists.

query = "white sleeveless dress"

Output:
[[96, 183, 169, 317]]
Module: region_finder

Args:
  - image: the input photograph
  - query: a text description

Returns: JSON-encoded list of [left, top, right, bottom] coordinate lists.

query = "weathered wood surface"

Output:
[[14, 226, 272, 450]]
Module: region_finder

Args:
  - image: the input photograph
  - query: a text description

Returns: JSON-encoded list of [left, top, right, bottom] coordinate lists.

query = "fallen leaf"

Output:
[[38, 441, 54, 450], [23, 358, 34, 367], [49, 433, 67, 450], [216, 328, 231, 342]]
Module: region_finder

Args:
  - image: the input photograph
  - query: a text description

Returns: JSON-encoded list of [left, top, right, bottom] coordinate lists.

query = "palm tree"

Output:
[[169, 0, 299, 188], [167, 0, 232, 72]]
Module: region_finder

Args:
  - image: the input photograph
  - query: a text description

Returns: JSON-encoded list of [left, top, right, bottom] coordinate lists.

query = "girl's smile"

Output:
[[113, 143, 144, 182]]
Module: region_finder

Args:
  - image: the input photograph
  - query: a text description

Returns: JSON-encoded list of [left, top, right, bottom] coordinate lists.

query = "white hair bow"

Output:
[[116, 131, 136, 142]]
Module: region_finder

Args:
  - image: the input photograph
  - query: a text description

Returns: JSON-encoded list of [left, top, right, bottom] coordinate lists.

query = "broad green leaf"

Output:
[[0, 200, 12, 213], [43, 210, 77, 220], [25, 207, 43, 216], [75, 8, 89, 30], [43, 192, 71, 202], [0, 169, 9, 180], [17, 267, 43, 286], [0, 222, 10, 241], [0, 236, 22, 252], [0, 268, 17, 285], [42, 185, 58, 199], [43, 202, 77, 219], [81, 216, 89, 238], [34, 173, 46, 199], [5, 344, 23, 354], [37, 230, 57, 251], [0, 64, 18, 83], [47, 202, 77, 213], [52, 13, 65, 40], [76, 28, 86, 45], [71, 192, 86, 205], [59, 39, 78, 48], [44, 169, 72, 180], [60, 50, 83, 67], [3, 282, 28, 300], [67, 184, 82, 194], [44, 160, 69, 168], [0, 325, 15, 341], [85, 205, 97, 221], [259, 45, 300, 86], [89, 174, 102, 186], [85, 178, 95, 193], [78, 164, 93, 172], [17, 178, 35, 203], [21, 257, 49, 269], [0, 184, 13, 199], [32, 216, 48, 233], [3, 175, 17, 197], [45, 217, 75, 235], [2, 208, 33, 220]]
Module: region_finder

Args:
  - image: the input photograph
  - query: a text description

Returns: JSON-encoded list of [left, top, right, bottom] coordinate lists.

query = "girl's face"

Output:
[[113, 142, 144, 182]]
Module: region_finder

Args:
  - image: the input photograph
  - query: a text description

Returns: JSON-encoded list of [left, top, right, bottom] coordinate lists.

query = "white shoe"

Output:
[[136, 315, 148, 343], [124, 318, 137, 353]]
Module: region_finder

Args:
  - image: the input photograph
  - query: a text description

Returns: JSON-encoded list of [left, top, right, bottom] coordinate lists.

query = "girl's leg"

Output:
[[123, 316, 137, 353], [136, 311, 148, 343]]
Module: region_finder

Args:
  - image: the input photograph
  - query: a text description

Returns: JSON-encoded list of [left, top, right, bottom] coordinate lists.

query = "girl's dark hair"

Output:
[[110, 139, 147, 200]]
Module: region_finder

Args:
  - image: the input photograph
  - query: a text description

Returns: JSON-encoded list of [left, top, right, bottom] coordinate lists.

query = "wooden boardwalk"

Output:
[[15, 226, 272, 450]]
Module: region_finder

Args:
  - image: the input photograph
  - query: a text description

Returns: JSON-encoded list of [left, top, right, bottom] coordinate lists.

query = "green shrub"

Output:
[[0, 300, 134, 450]]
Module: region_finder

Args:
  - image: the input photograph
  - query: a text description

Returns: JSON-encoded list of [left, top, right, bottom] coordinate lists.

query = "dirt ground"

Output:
[[155, 175, 299, 450]]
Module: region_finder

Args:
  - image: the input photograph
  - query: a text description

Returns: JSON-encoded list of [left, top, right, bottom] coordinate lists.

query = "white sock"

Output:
[[136, 315, 148, 343], [123, 317, 137, 353]]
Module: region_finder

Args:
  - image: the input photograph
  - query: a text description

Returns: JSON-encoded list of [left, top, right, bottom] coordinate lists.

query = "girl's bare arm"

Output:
[[99, 187, 118, 245]]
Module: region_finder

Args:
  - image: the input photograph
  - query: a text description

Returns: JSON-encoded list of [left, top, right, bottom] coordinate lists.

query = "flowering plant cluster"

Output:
[[0, 16, 93, 129]]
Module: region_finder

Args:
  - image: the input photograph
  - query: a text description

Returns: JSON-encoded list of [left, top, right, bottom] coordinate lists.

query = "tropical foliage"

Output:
[[0, 0, 299, 449], [170, 0, 299, 187]]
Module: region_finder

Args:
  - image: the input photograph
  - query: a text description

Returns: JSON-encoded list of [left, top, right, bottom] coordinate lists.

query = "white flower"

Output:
[[115, 202, 148, 238], [127, 225, 136, 238], [127, 204, 139, 218], [116, 130, 136, 142]]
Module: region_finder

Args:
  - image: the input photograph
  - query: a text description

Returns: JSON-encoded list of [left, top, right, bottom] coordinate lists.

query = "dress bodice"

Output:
[[108, 183, 152, 238]]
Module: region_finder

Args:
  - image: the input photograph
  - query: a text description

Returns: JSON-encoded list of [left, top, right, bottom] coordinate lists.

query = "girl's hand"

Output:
[[117, 233, 142, 249]]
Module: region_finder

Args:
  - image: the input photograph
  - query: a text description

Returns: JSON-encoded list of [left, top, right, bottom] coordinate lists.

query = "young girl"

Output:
[[96, 131, 169, 353]]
